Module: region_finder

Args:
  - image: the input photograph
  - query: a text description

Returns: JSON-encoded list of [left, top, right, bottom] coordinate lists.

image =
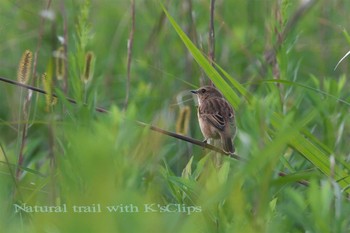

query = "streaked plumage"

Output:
[[191, 86, 236, 154]]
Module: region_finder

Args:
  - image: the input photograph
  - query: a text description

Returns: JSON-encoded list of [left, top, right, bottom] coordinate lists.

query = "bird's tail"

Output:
[[221, 135, 235, 154]]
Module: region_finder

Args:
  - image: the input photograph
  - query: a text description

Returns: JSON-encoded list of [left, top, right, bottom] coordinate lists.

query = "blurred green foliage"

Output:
[[1, 0, 350, 232]]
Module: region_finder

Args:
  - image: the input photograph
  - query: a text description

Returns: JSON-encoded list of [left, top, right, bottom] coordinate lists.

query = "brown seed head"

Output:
[[17, 50, 33, 84], [82, 51, 95, 84]]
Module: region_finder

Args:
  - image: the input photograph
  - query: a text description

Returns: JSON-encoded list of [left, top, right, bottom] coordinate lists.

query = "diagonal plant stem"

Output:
[[60, 0, 69, 93], [0, 143, 23, 201], [0, 77, 107, 113], [0, 76, 238, 159], [136, 120, 241, 159], [16, 111, 29, 179], [208, 0, 215, 86], [123, 0, 135, 111], [208, 0, 215, 67], [32, 0, 53, 86], [0, 75, 311, 187]]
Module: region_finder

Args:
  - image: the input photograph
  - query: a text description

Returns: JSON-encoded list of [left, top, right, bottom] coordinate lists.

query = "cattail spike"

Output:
[[17, 50, 33, 84], [82, 51, 95, 84], [176, 106, 191, 135], [55, 46, 65, 81], [42, 72, 56, 112]]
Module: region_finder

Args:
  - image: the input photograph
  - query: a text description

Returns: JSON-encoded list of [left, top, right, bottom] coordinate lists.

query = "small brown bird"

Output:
[[191, 86, 236, 154]]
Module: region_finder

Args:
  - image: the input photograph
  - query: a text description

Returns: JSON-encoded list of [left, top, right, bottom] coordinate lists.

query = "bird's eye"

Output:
[[201, 89, 206, 93]]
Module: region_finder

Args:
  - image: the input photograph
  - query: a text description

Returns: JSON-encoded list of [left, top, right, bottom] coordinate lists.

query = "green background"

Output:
[[1, 0, 350, 232]]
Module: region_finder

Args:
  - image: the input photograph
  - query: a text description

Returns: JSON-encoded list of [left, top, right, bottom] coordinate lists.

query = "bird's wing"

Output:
[[203, 112, 225, 131], [199, 98, 232, 131]]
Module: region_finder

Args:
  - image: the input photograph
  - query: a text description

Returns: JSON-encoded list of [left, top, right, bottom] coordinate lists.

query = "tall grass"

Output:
[[1, 0, 350, 232]]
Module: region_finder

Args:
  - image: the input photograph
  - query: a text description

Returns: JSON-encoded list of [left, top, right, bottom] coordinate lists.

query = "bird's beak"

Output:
[[190, 90, 198, 94]]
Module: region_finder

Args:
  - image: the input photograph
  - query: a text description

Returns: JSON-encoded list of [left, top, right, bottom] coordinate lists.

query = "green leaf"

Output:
[[193, 154, 210, 180], [182, 156, 193, 179], [161, 3, 241, 108], [218, 160, 230, 185]]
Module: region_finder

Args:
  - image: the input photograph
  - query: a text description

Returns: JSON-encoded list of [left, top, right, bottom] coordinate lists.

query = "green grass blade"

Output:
[[161, 3, 241, 108]]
